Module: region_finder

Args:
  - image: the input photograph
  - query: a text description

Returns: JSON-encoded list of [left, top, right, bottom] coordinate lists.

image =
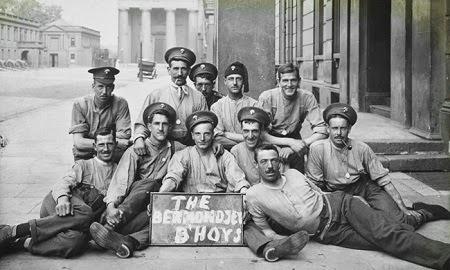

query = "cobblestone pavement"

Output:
[[0, 66, 449, 269]]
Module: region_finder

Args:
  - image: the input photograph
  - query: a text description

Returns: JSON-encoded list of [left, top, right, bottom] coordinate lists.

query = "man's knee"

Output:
[[72, 205, 95, 230]]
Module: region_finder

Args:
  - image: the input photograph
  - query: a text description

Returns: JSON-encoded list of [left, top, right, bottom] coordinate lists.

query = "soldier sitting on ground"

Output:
[[0, 127, 117, 258], [306, 103, 450, 228], [89, 103, 176, 258]]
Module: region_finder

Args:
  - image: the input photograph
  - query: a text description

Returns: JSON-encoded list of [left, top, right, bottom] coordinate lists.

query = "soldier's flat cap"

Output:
[[189, 62, 218, 82], [224, 61, 249, 93], [238, 106, 270, 128], [323, 103, 357, 125], [143, 102, 177, 125], [164, 47, 196, 67], [88, 66, 119, 84], [186, 111, 218, 132]]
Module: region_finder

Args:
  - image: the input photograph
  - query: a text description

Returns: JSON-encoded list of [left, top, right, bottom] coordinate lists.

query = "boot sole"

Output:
[[89, 222, 131, 258]]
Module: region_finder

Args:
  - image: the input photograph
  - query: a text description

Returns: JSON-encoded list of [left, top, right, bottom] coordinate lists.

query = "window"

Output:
[[276, 0, 302, 65], [71, 37, 75, 47], [70, 53, 75, 60]]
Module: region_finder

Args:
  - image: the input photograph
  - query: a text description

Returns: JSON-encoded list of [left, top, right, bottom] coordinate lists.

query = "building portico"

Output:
[[118, 0, 205, 63]]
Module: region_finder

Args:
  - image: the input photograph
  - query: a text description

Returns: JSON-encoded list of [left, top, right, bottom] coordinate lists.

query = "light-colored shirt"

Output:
[[258, 88, 327, 137], [230, 142, 288, 186], [211, 95, 258, 136], [52, 157, 117, 201], [134, 83, 208, 141], [104, 139, 172, 204], [246, 169, 323, 235], [69, 94, 131, 140], [306, 138, 391, 191], [162, 146, 250, 193]]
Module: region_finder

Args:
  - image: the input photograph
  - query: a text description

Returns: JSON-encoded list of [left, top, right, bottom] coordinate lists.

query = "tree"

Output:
[[0, 0, 62, 25]]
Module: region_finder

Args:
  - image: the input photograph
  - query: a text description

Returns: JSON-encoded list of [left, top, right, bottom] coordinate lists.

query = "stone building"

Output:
[[41, 19, 101, 67], [117, 0, 208, 63], [217, 0, 450, 153], [0, 12, 44, 68]]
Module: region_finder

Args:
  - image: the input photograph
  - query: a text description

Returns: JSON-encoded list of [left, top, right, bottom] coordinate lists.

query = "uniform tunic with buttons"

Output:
[[134, 83, 208, 141], [104, 138, 172, 205], [162, 146, 250, 193], [258, 88, 327, 137], [306, 138, 391, 191], [246, 169, 323, 235], [211, 95, 257, 136], [51, 157, 117, 202]]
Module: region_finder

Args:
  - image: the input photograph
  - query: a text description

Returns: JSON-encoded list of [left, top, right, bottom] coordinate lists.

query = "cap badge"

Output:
[[343, 107, 348, 113], [250, 109, 255, 115], [104, 69, 110, 74], [193, 115, 198, 121], [231, 66, 236, 70], [200, 64, 205, 69], [160, 104, 165, 108], [180, 48, 185, 54]]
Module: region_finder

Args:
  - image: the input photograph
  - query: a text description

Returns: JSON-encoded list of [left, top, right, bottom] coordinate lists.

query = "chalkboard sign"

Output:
[[149, 193, 244, 246]]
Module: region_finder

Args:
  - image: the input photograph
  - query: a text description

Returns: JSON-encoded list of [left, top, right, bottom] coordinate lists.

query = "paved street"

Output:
[[0, 67, 449, 269]]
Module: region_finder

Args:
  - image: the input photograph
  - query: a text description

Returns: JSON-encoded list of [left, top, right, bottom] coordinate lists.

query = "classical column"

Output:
[[165, 8, 176, 49], [188, 9, 198, 51], [141, 8, 152, 60], [118, 8, 130, 63]]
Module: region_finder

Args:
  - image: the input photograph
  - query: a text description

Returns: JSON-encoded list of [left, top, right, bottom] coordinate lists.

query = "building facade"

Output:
[[0, 12, 44, 68], [117, 0, 207, 63], [41, 19, 101, 67], [275, 0, 450, 149]]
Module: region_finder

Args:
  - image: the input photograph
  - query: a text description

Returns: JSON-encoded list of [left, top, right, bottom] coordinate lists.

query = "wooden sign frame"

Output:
[[149, 192, 244, 246]]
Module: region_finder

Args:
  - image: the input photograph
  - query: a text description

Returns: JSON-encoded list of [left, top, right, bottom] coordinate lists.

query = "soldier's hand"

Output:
[[289, 139, 307, 154], [403, 209, 423, 222], [212, 142, 224, 157], [55, 196, 73, 216], [105, 204, 122, 227], [279, 147, 294, 161], [133, 137, 148, 156]]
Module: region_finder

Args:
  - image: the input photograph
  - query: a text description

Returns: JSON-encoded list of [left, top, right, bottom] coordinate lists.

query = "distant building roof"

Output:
[[41, 18, 100, 36]]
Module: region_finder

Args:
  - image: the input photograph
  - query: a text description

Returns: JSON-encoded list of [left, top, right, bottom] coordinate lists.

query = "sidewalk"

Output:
[[0, 69, 449, 269]]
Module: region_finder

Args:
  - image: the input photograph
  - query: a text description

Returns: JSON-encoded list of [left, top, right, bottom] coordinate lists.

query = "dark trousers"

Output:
[[116, 211, 150, 250], [316, 192, 450, 270], [117, 178, 161, 225], [342, 175, 417, 227], [113, 178, 161, 250], [244, 218, 294, 257], [27, 192, 95, 258]]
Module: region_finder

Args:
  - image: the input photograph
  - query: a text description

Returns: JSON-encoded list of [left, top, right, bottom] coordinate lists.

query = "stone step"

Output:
[[378, 153, 450, 172], [369, 104, 391, 118], [365, 140, 445, 155]]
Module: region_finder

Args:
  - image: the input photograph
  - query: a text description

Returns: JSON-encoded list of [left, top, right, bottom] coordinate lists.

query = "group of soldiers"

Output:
[[1, 46, 450, 270]]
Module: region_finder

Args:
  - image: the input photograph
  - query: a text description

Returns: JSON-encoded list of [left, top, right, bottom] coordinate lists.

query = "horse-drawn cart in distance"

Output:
[[138, 59, 157, 79]]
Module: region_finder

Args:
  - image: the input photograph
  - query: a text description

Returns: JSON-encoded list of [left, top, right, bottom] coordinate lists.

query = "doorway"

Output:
[[50, 53, 58, 67], [360, 0, 391, 116], [21, 50, 29, 62]]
